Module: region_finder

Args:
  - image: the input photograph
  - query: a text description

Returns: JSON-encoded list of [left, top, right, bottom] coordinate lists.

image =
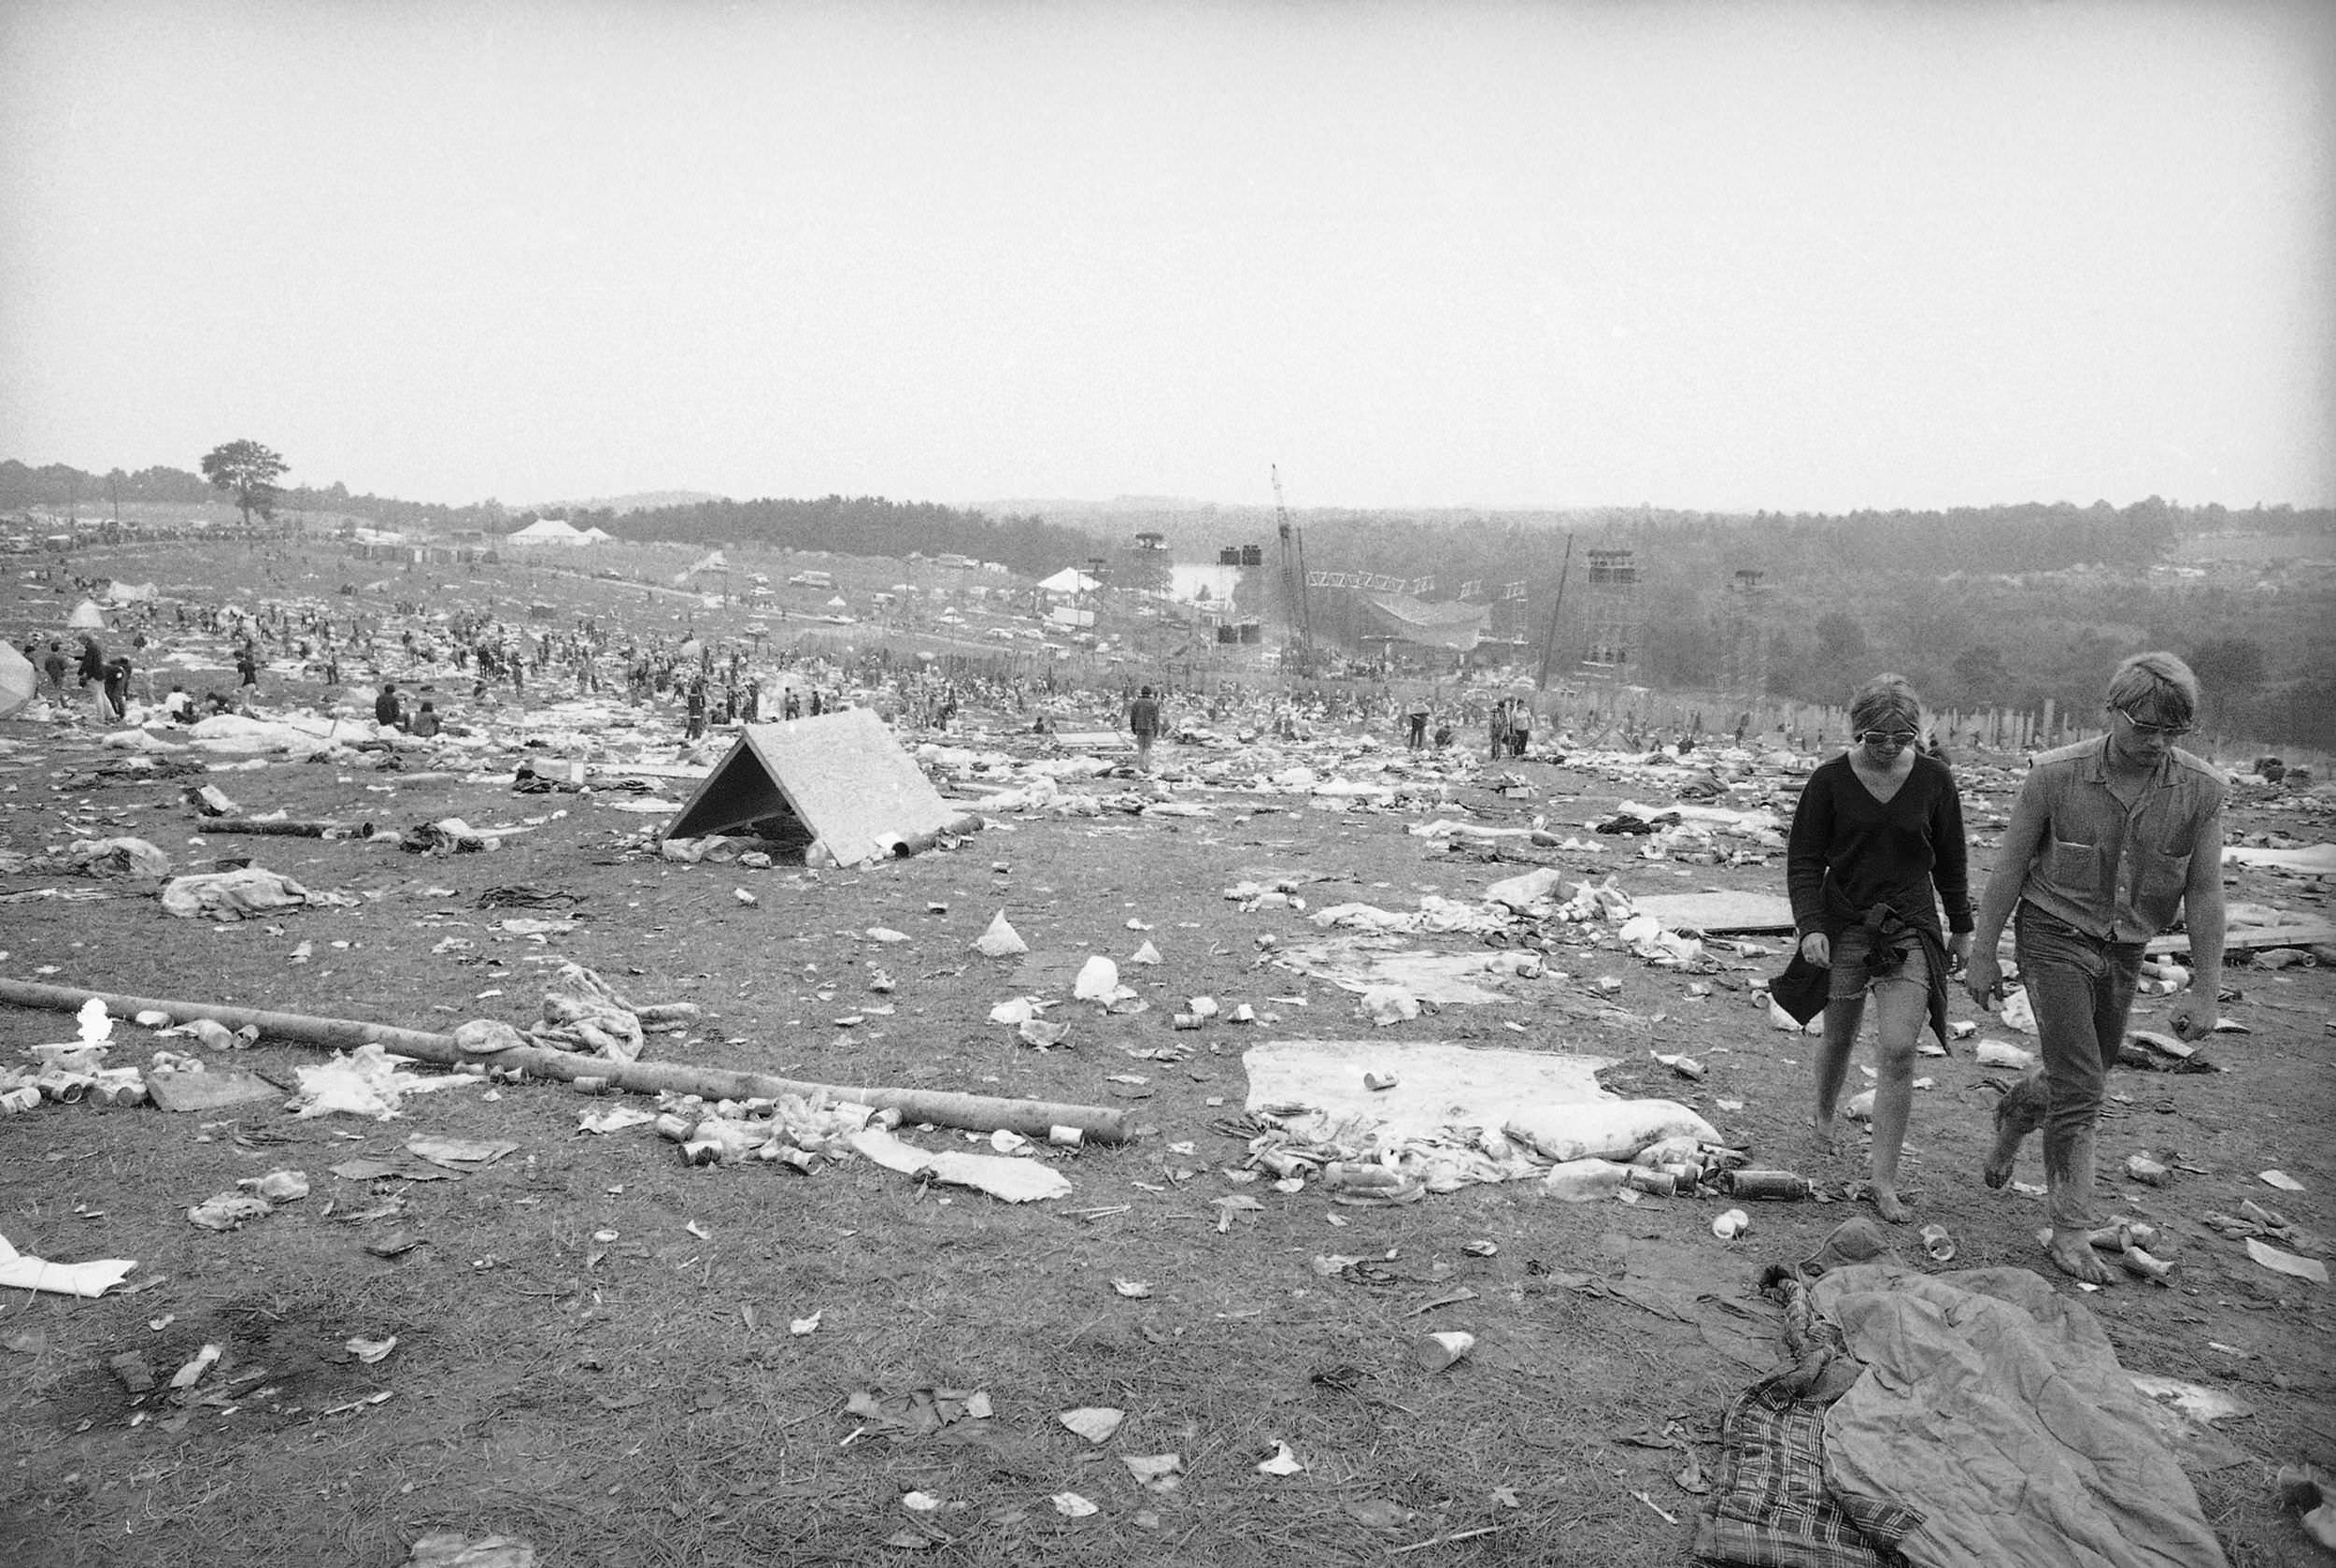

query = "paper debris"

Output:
[[0, 1232, 136, 1298]]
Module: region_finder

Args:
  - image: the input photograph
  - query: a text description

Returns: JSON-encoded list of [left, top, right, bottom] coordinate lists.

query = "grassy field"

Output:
[[2, 538, 2331, 1566]]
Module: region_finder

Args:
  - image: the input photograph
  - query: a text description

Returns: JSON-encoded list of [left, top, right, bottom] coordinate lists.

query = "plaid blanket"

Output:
[[1690, 1375, 1921, 1568]]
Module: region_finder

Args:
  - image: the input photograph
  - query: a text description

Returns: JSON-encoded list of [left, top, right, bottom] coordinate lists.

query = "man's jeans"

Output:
[[2015, 904, 2144, 1232]]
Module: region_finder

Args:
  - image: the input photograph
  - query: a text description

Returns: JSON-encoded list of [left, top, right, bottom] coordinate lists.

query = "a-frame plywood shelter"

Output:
[[662, 708, 978, 867]]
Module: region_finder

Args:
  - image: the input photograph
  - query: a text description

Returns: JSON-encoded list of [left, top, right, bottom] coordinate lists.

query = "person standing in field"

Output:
[[1788, 674, 1973, 1224], [1127, 685, 1162, 772], [1964, 652, 2225, 1284]]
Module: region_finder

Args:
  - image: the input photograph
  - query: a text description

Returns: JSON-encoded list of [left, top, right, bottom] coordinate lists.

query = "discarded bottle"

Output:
[[1541, 1159, 1631, 1203], [1414, 1331, 1476, 1372], [1920, 1223, 1957, 1263], [0, 1086, 40, 1115], [1322, 1162, 1408, 1192], [1657, 1161, 1705, 1188], [1623, 1167, 1677, 1197], [1724, 1169, 1815, 1202]]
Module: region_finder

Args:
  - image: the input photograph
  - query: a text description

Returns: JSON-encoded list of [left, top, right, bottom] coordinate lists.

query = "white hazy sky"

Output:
[[2, 0, 2329, 514]]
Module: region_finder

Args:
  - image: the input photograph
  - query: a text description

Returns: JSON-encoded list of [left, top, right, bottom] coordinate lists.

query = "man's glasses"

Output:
[[1855, 730, 1919, 748], [2112, 705, 2195, 738]]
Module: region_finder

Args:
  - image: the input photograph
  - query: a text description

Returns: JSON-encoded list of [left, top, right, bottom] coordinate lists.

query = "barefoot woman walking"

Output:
[[1788, 675, 1973, 1224]]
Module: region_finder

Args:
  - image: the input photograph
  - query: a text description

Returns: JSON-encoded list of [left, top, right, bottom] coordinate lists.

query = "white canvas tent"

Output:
[[66, 599, 107, 630], [0, 640, 35, 720], [507, 519, 591, 546], [663, 707, 980, 866], [1036, 568, 1101, 596]]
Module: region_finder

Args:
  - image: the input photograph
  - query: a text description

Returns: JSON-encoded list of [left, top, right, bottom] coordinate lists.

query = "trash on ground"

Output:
[[0, 1231, 137, 1297]]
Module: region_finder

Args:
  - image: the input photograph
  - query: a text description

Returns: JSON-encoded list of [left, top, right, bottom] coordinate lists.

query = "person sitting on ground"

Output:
[[1788, 673, 1973, 1225], [162, 683, 195, 723], [374, 681, 406, 730], [408, 700, 442, 739]]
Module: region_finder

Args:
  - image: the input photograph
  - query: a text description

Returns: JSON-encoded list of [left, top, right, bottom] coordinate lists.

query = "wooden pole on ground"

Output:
[[0, 976, 1135, 1145]]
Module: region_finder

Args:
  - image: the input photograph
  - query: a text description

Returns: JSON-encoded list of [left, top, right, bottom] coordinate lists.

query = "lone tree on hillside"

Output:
[[199, 439, 289, 527]]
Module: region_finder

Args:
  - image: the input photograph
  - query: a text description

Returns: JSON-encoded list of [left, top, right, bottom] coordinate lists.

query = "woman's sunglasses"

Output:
[[1855, 730, 1919, 748]]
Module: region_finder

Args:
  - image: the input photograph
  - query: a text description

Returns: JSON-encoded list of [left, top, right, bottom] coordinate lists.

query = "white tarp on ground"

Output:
[[1244, 1039, 1615, 1140]]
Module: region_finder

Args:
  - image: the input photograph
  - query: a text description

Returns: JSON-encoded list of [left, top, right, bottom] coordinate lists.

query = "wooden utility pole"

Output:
[[1534, 533, 1576, 691]]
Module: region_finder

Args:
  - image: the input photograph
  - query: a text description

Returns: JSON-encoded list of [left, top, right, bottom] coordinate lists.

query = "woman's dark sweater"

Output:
[[1787, 752, 1973, 941]]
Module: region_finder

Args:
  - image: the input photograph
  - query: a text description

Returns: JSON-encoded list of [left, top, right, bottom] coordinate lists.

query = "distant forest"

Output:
[[0, 461, 1093, 577], [1045, 495, 2336, 748], [563, 496, 1096, 578]]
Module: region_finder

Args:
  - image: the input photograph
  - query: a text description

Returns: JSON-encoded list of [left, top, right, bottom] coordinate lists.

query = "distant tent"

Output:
[[578, 527, 614, 544], [103, 580, 159, 604], [1036, 567, 1101, 596], [0, 640, 35, 720], [507, 519, 590, 546], [826, 595, 848, 608], [663, 707, 981, 866], [66, 599, 107, 630]]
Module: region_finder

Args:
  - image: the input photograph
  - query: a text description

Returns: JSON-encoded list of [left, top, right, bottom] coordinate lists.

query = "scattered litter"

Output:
[[974, 911, 1028, 958], [405, 1531, 537, 1568], [1256, 1441, 1305, 1475], [848, 1126, 1072, 1203], [0, 1231, 136, 1297], [187, 1193, 275, 1231], [2244, 1238, 2329, 1286], [292, 1044, 463, 1119], [1059, 1406, 1124, 1444]]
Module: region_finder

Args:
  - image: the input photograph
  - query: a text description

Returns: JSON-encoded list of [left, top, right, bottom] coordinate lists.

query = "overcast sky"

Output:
[[2, 0, 2329, 515]]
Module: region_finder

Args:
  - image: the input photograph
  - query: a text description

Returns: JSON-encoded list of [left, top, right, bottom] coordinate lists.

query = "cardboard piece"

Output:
[[662, 708, 979, 866], [1630, 891, 1798, 934], [145, 1067, 282, 1113]]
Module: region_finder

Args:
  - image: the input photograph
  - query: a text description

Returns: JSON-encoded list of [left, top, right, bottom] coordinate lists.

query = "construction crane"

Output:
[[1273, 464, 1315, 669]]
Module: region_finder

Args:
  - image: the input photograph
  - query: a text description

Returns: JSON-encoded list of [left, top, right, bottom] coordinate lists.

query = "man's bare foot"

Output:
[[1870, 1184, 1912, 1224], [2044, 1231, 2118, 1285], [1810, 1118, 1838, 1161]]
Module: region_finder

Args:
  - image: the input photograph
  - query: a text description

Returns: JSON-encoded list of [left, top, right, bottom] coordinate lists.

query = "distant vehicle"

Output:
[[750, 573, 770, 585], [789, 571, 834, 590], [749, 585, 772, 598], [986, 627, 1016, 640], [933, 553, 976, 570], [595, 567, 623, 580]]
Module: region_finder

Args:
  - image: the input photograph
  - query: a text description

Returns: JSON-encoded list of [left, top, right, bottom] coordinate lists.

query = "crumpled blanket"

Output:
[[1813, 1264, 2229, 1568], [528, 962, 699, 1063], [160, 867, 316, 919], [71, 836, 173, 878]]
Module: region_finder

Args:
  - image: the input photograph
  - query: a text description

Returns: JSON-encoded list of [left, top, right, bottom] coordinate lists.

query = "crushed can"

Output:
[[1725, 1169, 1814, 1201], [1920, 1223, 1957, 1263]]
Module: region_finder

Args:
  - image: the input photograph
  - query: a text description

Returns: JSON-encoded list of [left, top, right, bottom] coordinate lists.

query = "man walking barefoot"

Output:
[[1965, 653, 2226, 1285]]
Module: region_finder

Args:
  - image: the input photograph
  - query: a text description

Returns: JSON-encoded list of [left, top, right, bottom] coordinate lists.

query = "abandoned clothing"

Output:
[[2002, 736, 2226, 945], [1787, 753, 1973, 944]]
